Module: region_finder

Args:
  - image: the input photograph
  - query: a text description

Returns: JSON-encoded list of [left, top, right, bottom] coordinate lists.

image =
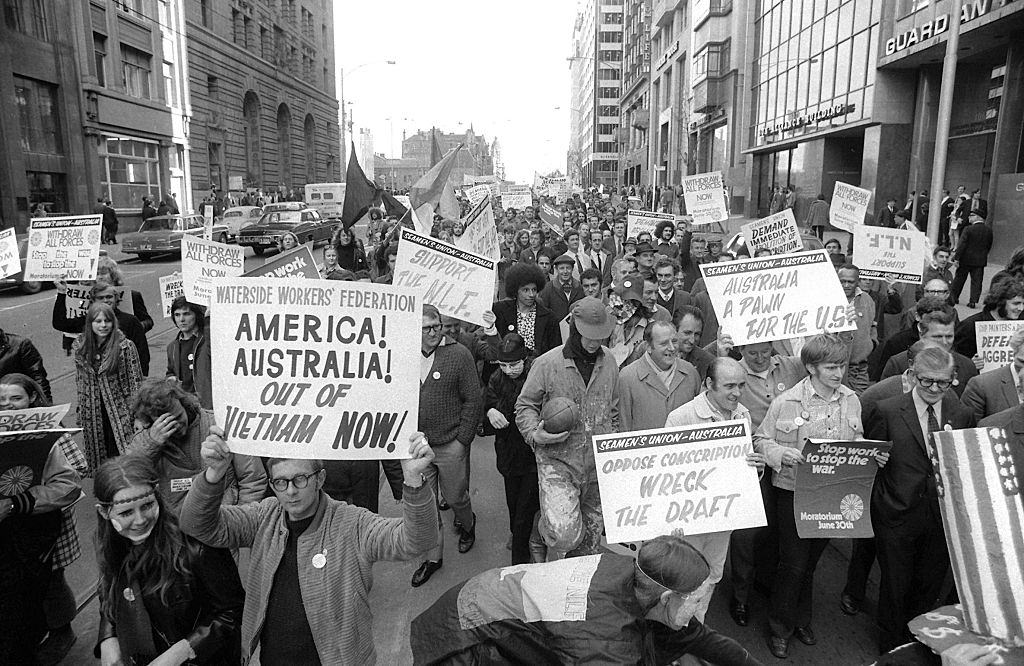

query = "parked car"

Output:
[[120, 214, 229, 260], [222, 205, 263, 240], [261, 201, 307, 214], [237, 207, 337, 255], [0, 234, 50, 294]]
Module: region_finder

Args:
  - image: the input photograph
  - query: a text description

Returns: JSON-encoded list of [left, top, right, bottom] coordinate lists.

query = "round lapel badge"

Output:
[[312, 552, 327, 569], [432, 371, 441, 380], [123, 587, 135, 602], [794, 417, 805, 426]]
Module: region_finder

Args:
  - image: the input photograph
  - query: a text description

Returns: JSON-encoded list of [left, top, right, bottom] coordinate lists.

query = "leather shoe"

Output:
[[839, 592, 860, 616], [967, 302, 977, 308], [458, 514, 477, 553], [794, 626, 817, 646], [766, 635, 789, 659], [438, 499, 450, 511], [411, 559, 442, 587], [729, 598, 749, 626]]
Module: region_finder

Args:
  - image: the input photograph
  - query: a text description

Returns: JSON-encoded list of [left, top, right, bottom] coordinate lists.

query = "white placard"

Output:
[[976, 321, 1024, 374], [852, 225, 927, 283], [699, 250, 855, 346], [626, 210, 676, 239], [203, 207, 214, 241], [159, 273, 185, 317], [211, 278, 420, 459], [0, 228, 18, 280], [681, 172, 727, 225], [830, 181, 872, 232], [181, 236, 244, 306], [593, 420, 767, 542], [501, 193, 532, 210], [65, 283, 133, 318], [395, 228, 496, 327], [466, 185, 490, 207], [741, 209, 803, 255], [24, 215, 102, 281], [456, 197, 501, 261]]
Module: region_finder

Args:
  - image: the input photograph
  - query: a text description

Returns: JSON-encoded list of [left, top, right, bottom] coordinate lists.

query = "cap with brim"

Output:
[[970, 209, 987, 220], [635, 241, 656, 255], [553, 253, 575, 266], [625, 237, 638, 246], [496, 336, 528, 362], [571, 296, 615, 339]]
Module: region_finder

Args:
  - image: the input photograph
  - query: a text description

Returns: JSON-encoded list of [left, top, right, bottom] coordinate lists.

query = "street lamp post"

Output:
[[340, 60, 396, 169]]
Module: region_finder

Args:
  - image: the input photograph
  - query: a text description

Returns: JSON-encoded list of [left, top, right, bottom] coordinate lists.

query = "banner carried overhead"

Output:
[[741, 209, 803, 255], [500, 193, 532, 210], [466, 185, 490, 207], [181, 235, 245, 306], [395, 227, 496, 327], [242, 245, 320, 279], [159, 273, 185, 317], [681, 172, 728, 225], [626, 210, 676, 239], [852, 225, 926, 283], [830, 181, 872, 231], [592, 420, 766, 543], [975, 320, 1024, 373], [0, 227, 18, 280], [456, 197, 501, 261], [24, 215, 103, 281], [699, 250, 854, 346], [210, 277, 421, 460]]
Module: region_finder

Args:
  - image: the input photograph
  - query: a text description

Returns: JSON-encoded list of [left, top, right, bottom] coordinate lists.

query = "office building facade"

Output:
[[619, 0, 651, 188]]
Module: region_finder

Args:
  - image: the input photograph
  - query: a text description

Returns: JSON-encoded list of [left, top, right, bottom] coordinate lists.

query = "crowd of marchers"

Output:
[[0, 183, 1015, 665]]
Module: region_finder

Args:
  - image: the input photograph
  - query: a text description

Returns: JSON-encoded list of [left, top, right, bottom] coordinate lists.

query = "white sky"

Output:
[[334, 1, 577, 183]]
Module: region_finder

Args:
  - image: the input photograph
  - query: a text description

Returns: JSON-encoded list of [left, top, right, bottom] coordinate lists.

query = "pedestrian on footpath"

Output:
[[483, 334, 540, 565], [73, 302, 143, 472], [0, 374, 84, 665], [951, 209, 994, 308], [516, 296, 619, 560], [94, 455, 244, 666], [180, 428, 437, 665]]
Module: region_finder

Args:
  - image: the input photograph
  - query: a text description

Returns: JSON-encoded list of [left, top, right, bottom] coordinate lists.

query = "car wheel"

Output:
[[218, 233, 228, 244], [253, 246, 265, 256], [137, 253, 150, 262], [19, 280, 42, 295]]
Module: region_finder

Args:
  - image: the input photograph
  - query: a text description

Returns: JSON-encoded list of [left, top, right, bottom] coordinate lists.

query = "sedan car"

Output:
[[237, 207, 337, 255], [120, 214, 230, 260], [0, 233, 49, 294], [222, 206, 263, 240]]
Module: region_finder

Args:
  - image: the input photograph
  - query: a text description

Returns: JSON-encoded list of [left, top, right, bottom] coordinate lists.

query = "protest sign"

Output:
[[699, 250, 854, 346], [395, 227, 496, 327], [501, 193, 532, 211], [741, 209, 803, 255], [0, 405, 70, 432], [24, 215, 102, 281], [830, 181, 872, 231], [159, 273, 185, 317], [65, 283, 133, 319], [681, 172, 727, 225], [0, 429, 78, 497], [852, 226, 926, 283], [203, 207, 214, 240], [975, 320, 1024, 373], [0, 227, 18, 280], [181, 235, 245, 306], [793, 439, 890, 538], [466, 185, 490, 207], [243, 245, 320, 279], [556, 184, 571, 204], [931, 427, 1024, 645], [456, 197, 501, 261], [592, 420, 767, 543], [627, 209, 675, 238], [210, 277, 420, 460]]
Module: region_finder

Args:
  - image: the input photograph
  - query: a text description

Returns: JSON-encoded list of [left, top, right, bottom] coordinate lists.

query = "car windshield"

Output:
[[224, 211, 242, 218], [258, 211, 302, 225], [140, 218, 183, 232]]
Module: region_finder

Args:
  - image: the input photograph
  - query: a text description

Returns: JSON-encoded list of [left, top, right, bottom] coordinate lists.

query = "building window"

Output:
[[4, 0, 49, 39], [121, 45, 152, 99], [304, 114, 316, 183], [598, 49, 622, 62], [693, 42, 730, 83], [232, 9, 241, 43], [260, 26, 271, 60], [94, 33, 107, 86], [115, 0, 150, 20], [100, 136, 161, 209], [598, 68, 621, 80], [162, 61, 176, 106], [277, 103, 293, 187], [199, 0, 209, 26], [14, 76, 63, 155], [243, 90, 262, 186]]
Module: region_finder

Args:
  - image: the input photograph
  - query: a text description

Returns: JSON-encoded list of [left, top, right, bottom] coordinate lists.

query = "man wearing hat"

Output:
[[951, 208, 993, 308], [410, 535, 758, 664], [516, 296, 620, 560], [538, 253, 585, 328], [635, 241, 657, 282]]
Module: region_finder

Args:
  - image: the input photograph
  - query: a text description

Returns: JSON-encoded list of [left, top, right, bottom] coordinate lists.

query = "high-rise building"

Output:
[[620, 0, 651, 188], [648, 1, 689, 188], [1, 0, 192, 230], [492, 138, 506, 182], [569, 0, 623, 189], [184, 0, 340, 203], [359, 128, 374, 181]]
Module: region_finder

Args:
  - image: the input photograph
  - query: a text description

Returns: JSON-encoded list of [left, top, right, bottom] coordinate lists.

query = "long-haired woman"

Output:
[[333, 227, 370, 279], [73, 302, 143, 472], [0, 374, 82, 663], [94, 455, 243, 665]]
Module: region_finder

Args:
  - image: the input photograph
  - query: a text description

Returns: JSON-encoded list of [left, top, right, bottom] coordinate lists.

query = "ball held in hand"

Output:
[[540, 397, 580, 435]]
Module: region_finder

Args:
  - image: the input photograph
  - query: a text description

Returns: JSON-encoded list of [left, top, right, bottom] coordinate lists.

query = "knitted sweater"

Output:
[[418, 343, 482, 446]]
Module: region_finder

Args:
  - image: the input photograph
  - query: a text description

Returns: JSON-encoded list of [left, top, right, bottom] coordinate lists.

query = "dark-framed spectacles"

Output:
[[924, 288, 949, 294], [916, 376, 953, 390], [270, 471, 320, 492], [422, 324, 442, 333]]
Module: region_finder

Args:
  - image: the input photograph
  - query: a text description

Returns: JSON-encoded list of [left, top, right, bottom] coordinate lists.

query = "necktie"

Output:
[[594, 253, 601, 272], [926, 404, 939, 435]]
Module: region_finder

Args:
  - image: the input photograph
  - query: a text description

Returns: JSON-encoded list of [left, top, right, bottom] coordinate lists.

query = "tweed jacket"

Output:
[[73, 335, 143, 472]]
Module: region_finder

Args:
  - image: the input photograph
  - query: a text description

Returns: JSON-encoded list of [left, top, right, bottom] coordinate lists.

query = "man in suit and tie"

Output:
[[868, 347, 976, 652], [880, 306, 978, 396], [654, 256, 691, 323], [538, 254, 585, 329], [876, 198, 898, 228], [951, 208, 994, 308], [604, 219, 627, 258], [588, 228, 613, 286], [960, 328, 1024, 421]]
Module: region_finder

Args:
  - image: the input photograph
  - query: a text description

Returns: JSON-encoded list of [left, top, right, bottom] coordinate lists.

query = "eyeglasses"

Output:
[[422, 324, 442, 333], [924, 289, 949, 294], [916, 376, 953, 390], [270, 471, 320, 492]]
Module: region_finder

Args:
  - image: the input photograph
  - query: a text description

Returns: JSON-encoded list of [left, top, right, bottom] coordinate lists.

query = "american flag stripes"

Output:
[[930, 427, 1024, 646]]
